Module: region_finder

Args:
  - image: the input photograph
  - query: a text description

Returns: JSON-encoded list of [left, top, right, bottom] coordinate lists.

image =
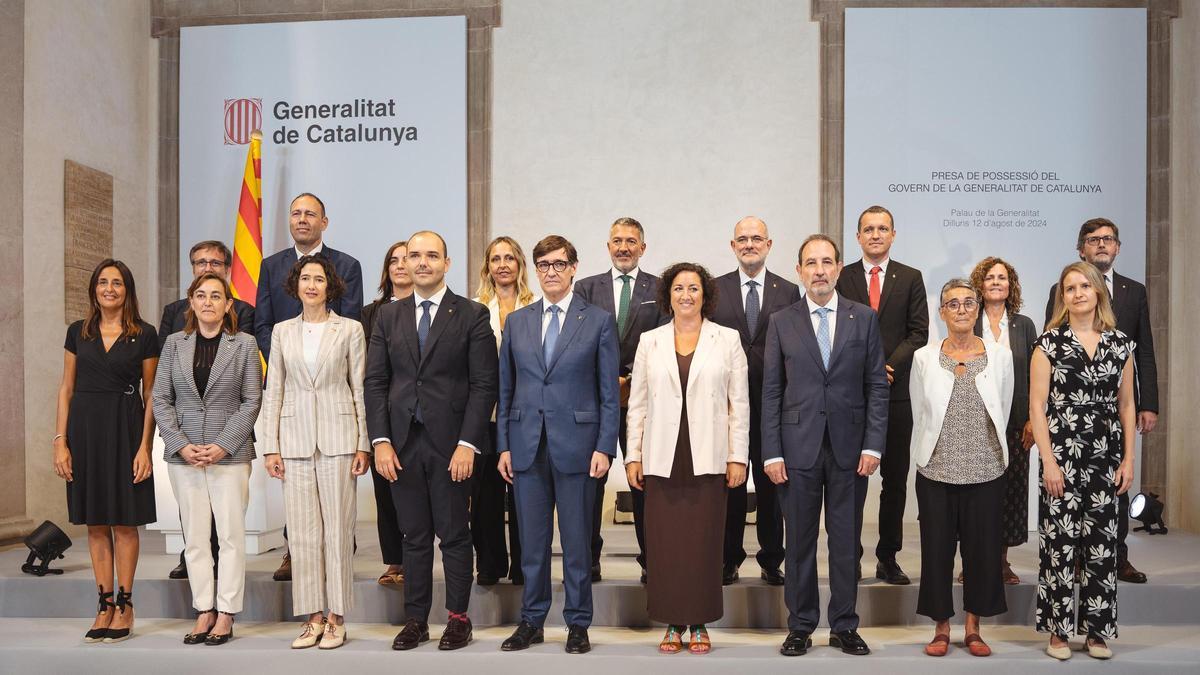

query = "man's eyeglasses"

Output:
[[1084, 235, 1117, 246], [734, 236, 768, 246], [534, 260, 571, 273], [192, 258, 227, 270], [941, 299, 978, 312]]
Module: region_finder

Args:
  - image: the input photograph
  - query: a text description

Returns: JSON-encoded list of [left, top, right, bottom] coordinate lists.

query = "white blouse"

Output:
[[301, 320, 327, 379], [982, 311, 1009, 348]]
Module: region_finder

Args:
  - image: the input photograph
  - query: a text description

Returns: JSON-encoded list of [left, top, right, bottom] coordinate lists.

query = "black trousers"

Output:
[[390, 423, 474, 621], [370, 462, 404, 566], [915, 473, 1007, 621], [1117, 490, 1131, 564], [723, 437, 785, 572], [472, 423, 521, 578], [591, 409, 646, 569], [858, 397, 913, 562]]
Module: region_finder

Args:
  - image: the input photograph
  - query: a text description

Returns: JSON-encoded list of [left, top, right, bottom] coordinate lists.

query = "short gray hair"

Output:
[[940, 277, 979, 304]]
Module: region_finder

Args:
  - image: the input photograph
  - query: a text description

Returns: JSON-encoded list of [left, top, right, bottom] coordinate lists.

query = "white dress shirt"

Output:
[[1103, 269, 1114, 301], [610, 268, 639, 313], [738, 267, 768, 310], [863, 256, 890, 292], [371, 284, 476, 452], [763, 292, 878, 464], [541, 291, 574, 341], [295, 241, 325, 259]]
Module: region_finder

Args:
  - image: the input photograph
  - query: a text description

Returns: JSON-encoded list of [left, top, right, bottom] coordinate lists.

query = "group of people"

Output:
[[52, 192, 1158, 661]]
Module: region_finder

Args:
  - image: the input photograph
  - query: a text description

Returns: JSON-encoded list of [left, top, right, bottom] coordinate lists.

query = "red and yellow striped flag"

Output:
[[230, 130, 263, 305]]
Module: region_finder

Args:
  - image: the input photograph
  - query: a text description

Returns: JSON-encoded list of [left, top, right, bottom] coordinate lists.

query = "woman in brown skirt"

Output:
[[625, 262, 750, 654]]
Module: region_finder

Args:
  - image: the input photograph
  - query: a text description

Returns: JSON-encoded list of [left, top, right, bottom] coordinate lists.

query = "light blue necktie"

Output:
[[543, 305, 561, 364], [815, 306, 832, 369]]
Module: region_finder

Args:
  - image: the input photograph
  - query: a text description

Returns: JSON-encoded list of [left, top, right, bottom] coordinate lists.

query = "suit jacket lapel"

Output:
[[757, 272, 787, 337], [828, 298, 854, 367], [843, 261, 869, 306], [177, 334, 201, 401], [547, 295, 586, 373], [876, 263, 902, 316], [594, 274, 616, 314], [531, 299, 549, 373], [395, 295, 420, 369], [724, 274, 751, 342], [795, 302, 827, 374], [622, 271, 654, 339], [204, 333, 238, 400], [420, 290, 458, 367], [686, 322, 717, 396], [313, 314, 342, 380]]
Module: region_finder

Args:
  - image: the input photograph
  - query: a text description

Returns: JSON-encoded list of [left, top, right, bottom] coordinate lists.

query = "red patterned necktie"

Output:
[[869, 266, 882, 311]]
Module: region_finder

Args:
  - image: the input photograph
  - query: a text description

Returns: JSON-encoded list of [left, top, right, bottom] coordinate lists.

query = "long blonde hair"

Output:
[[476, 236, 535, 307], [1046, 261, 1117, 332]]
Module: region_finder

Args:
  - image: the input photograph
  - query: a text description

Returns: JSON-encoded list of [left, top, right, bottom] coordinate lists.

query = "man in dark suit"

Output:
[[158, 239, 256, 580], [1044, 217, 1158, 584], [711, 216, 800, 586], [573, 217, 663, 582], [496, 235, 620, 655], [254, 192, 364, 580], [365, 230, 498, 651], [836, 205, 929, 585], [764, 234, 888, 657], [255, 192, 364, 363]]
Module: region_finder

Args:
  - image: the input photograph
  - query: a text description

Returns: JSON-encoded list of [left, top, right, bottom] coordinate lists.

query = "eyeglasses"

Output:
[[191, 258, 227, 270], [534, 260, 571, 273], [1084, 235, 1117, 246], [734, 236, 768, 246], [941, 298, 978, 312]]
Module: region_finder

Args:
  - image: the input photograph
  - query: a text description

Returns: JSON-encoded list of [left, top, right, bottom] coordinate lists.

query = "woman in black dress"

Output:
[[52, 259, 159, 643], [360, 240, 412, 586], [1030, 262, 1136, 661]]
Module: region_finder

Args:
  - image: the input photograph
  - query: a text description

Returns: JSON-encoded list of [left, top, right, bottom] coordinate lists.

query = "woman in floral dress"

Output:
[[1029, 261, 1136, 661]]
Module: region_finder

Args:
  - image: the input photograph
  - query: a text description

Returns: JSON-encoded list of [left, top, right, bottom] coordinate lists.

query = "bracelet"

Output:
[[52, 433, 65, 443]]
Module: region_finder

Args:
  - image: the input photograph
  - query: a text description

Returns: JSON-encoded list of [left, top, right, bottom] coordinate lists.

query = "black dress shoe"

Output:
[[565, 625, 591, 654], [1118, 560, 1148, 583], [856, 562, 863, 581], [438, 616, 472, 650], [722, 567, 740, 586], [829, 629, 870, 655], [183, 610, 216, 645], [875, 560, 911, 585], [477, 573, 500, 586], [168, 560, 189, 580], [590, 564, 602, 582], [392, 619, 430, 650], [780, 630, 812, 656], [205, 628, 233, 646], [510, 572, 524, 585], [761, 568, 785, 586], [501, 621, 544, 651]]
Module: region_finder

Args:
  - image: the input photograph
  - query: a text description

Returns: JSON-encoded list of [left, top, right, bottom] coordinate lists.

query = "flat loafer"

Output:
[[183, 630, 210, 645]]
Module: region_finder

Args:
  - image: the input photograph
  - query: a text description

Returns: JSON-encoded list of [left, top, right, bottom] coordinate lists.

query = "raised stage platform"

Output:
[[1, 526, 1198, 672]]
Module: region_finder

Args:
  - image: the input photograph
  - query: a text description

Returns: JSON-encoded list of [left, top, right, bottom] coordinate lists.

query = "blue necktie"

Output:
[[815, 306, 832, 369], [745, 280, 760, 338], [417, 300, 432, 352], [543, 305, 561, 364]]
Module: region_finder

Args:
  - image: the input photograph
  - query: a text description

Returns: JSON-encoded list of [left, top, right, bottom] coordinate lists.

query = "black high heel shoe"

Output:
[[205, 612, 235, 646], [103, 587, 134, 643], [84, 587, 114, 643], [184, 609, 217, 644]]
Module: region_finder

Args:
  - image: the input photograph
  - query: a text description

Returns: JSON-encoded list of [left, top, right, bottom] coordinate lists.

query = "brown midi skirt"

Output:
[[644, 351, 727, 626]]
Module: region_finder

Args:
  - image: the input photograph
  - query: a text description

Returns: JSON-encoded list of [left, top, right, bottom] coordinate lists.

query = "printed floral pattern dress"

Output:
[[1034, 326, 1134, 639]]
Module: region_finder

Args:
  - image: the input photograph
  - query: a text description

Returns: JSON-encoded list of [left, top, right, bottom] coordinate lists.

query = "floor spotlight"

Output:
[[22, 520, 72, 576], [1129, 492, 1168, 535]]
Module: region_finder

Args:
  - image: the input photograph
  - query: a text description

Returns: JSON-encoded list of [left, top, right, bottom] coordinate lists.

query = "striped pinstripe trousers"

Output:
[[282, 449, 357, 616]]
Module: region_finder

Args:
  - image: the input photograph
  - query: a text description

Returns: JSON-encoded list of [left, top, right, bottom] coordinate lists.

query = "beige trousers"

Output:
[[281, 449, 357, 616], [167, 462, 251, 614]]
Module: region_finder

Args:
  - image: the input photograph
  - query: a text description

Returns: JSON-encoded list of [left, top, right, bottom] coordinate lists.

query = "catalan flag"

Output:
[[230, 130, 263, 305]]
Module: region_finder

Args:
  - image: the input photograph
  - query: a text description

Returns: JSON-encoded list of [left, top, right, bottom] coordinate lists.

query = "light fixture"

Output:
[[22, 520, 72, 576], [1129, 492, 1168, 535]]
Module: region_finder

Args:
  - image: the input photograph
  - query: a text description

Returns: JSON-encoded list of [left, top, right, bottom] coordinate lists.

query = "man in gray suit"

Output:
[[763, 234, 889, 657]]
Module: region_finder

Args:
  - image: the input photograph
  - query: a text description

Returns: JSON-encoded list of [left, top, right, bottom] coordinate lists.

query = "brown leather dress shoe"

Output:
[[272, 553, 292, 582], [1118, 560, 1147, 583]]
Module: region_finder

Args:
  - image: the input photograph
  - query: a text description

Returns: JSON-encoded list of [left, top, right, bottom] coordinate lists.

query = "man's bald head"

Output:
[[730, 216, 773, 275]]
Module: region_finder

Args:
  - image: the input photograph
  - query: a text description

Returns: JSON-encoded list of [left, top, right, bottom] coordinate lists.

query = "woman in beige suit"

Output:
[[261, 255, 370, 650], [625, 262, 750, 654]]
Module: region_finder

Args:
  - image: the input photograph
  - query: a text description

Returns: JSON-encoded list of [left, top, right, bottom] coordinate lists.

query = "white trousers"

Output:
[[281, 449, 357, 616], [167, 462, 251, 614]]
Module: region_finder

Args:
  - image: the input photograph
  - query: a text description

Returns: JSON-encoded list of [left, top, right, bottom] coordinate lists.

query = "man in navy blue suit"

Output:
[[254, 192, 364, 363], [762, 234, 889, 657], [496, 235, 620, 655], [254, 192, 364, 581]]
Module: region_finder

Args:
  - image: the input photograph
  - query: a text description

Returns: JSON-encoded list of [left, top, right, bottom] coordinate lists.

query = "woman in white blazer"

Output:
[[472, 236, 537, 585], [625, 262, 749, 655], [153, 273, 262, 646], [909, 279, 1014, 658], [261, 255, 370, 651]]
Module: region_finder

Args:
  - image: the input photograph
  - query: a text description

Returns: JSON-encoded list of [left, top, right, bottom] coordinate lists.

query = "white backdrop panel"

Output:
[[845, 8, 1147, 531]]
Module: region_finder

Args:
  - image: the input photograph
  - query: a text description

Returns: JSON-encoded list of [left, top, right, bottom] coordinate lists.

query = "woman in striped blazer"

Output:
[[153, 272, 262, 646], [261, 255, 370, 651]]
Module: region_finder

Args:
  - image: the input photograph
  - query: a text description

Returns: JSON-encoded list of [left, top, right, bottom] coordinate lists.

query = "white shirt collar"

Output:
[[611, 267, 639, 282], [414, 285, 449, 307], [805, 292, 839, 314], [295, 242, 324, 259], [863, 256, 889, 274], [738, 267, 767, 287], [545, 290, 574, 314]]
